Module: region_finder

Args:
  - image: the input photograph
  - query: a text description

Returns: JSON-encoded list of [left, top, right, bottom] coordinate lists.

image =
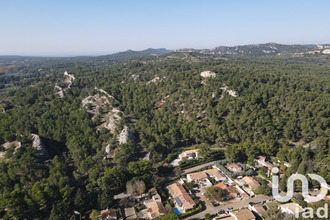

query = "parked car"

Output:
[[211, 202, 219, 207]]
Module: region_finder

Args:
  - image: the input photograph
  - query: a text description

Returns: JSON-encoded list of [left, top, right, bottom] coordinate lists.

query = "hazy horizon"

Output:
[[1, 0, 330, 56], [0, 42, 329, 57]]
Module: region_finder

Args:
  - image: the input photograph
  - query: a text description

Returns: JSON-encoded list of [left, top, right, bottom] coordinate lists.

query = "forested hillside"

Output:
[[0, 52, 329, 219]]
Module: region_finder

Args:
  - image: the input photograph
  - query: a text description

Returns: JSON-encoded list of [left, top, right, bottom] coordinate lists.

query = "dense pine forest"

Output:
[[0, 51, 329, 219]]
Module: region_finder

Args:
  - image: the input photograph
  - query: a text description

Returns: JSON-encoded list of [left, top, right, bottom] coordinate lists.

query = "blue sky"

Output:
[[1, 0, 330, 56]]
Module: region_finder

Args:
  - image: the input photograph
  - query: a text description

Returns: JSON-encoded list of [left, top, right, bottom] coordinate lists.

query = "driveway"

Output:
[[182, 161, 216, 174]]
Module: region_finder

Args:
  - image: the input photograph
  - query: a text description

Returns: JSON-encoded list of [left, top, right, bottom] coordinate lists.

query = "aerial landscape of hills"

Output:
[[2, 0, 330, 219], [0, 42, 329, 219]]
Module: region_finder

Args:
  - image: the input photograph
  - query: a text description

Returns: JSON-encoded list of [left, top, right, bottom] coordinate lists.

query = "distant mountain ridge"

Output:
[[176, 43, 330, 56], [99, 48, 172, 59], [1, 44, 330, 61]]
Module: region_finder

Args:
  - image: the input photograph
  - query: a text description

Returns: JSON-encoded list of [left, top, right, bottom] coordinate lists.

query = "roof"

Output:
[[226, 186, 239, 196], [145, 201, 166, 218], [213, 214, 236, 220], [179, 193, 196, 210], [187, 171, 208, 180], [179, 153, 186, 158], [124, 207, 137, 219], [257, 156, 266, 161], [279, 203, 304, 213], [214, 182, 238, 197], [148, 188, 162, 201], [233, 209, 255, 220], [167, 183, 186, 197], [263, 161, 274, 168], [183, 149, 199, 155], [241, 192, 250, 199], [214, 182, 227, 189], [167, 183, 196, 209], [242, 176, 260, 190], [226, 163, 242, 172], [179, 149, 199, 158], [101, 209, 117, 219], [205, 168, 226, 179], [187, 168, 225, 181], [252, 204, 267, 216], [227, 163, 241, 169]]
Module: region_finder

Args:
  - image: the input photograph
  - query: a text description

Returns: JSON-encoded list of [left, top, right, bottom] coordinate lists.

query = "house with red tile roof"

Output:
[[179, 149, 199, 160], [167, 183, 196, 212], [226, 163, 242, 173], [242, 176, 260, 191], [186, 168, 226, 183]]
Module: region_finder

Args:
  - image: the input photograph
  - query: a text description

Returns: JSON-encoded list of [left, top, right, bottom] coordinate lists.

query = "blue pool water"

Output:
[[173, 207, 183, 215]]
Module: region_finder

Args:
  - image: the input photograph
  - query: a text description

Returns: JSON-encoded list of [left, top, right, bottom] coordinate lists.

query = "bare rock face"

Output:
[[220, 85, 239, 97], [147, 76, 165, 85], [64, 71, 75, 89], [200, 71, 216, 78], [82, 92, 122, 134], [54, 71, 75, 98], [103, 109, 122, 133], [0, 141, 21, 159], [105, 144, 111, 154], [323, 49, 330, 54], [31, 134, 49, 158], [118, 126, 135, 145], [55, 84, 64, 98], [142, 151, 152, 160]]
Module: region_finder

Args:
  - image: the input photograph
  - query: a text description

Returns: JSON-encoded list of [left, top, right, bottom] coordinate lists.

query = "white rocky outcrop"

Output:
[[95, 87, 116, 101], [200, 71, 216, 78], [82, 92, 122, 133], [147, 76, 165, 85], [103, 144, 112, 160], [220, 85, 239, 97], [322, 49, 330, 54], [103, 108, 122, 133], [54, 71, 76, 98], [55, 84, 64, 98], [142, 151, 152, 160], [118, 126, 135, 145], [31, 134, 49, 158], [131, 74, 140, 82], [82, 94, 110, 113], [105, 144, 111, 154], [64, 71, 75, 89], [0, 141, 21, 158]]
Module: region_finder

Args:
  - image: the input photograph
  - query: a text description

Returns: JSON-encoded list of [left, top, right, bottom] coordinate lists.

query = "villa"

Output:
[[226, 163, 242, 173], [230, 209, 256, 220], [101, 208, 117, 220], [144, 200, 167, 219], [167, 183, 196, 213], [179, 149, 199, 160], [186, 168, 226, 183], [242, 176, 260, 191]]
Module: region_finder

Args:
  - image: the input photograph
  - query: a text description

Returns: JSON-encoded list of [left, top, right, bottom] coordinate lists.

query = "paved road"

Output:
[[182, 161, 216, 174], [184, 193, 273, 219], [184, 188, 323, 219]]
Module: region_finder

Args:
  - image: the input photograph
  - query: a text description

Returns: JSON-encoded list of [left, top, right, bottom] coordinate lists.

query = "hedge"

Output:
[[179, 204, 203, 219], [257, 171, 271, 181]]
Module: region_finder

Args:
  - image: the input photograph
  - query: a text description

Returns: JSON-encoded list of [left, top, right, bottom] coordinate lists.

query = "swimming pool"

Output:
[[173, 207, 184, 215]]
